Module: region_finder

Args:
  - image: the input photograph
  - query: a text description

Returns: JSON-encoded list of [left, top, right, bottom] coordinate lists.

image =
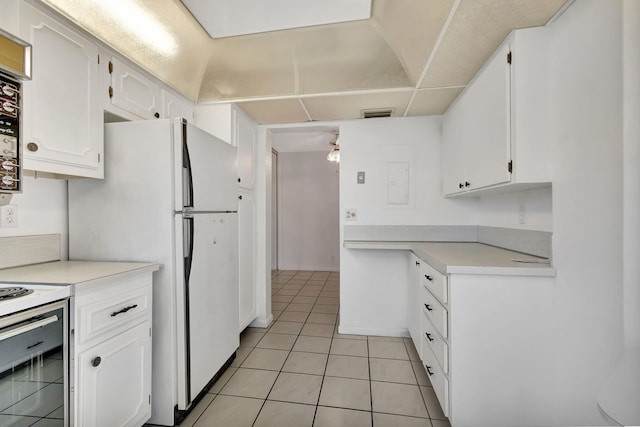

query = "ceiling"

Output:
[[41, 0, 570, 125]]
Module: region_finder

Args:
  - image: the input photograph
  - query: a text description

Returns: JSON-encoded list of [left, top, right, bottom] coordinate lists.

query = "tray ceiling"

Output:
[[41, 0, 570, 125]]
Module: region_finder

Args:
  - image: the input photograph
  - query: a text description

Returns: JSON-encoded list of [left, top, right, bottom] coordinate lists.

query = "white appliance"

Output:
[[68, 118, 239, 426]]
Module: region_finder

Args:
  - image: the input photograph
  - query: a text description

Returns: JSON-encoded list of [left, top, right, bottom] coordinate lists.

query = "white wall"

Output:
[[277, 151, 339, 271], [339, 116, 479, 335], [0, 176, 68, 259], [476, 187, 553, 232], [546, 0, 624, 424], [622, 0, 640, 349]]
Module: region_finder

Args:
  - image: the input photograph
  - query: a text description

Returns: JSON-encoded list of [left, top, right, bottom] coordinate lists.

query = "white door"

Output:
[[180, 212, 239, 404], [77, 321, 152, 427], [236, 110, 256, 189], [239, 190, 256, 330], [178, 121, 238, 212]]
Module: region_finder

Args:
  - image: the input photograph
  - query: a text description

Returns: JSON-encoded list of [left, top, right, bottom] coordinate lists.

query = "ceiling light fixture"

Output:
[[327, 136, 340, 163]]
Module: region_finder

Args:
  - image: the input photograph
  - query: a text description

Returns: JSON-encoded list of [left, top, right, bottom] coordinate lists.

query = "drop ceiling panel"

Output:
[[181, 0, 372, 38], [303, 91, 412, 121], [237, 99, 310, 124], [406, 87, 465, 116], [372, 0, 455, 86], [198, 32, 298, 100], [420, 0, 567, 88], [295, 22, 411, 94]]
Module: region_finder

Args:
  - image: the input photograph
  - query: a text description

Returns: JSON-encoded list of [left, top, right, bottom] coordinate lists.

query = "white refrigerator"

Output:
[[68, 118, 239, 426]]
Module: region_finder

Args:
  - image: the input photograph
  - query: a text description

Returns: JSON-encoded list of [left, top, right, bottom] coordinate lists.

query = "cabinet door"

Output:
[[442, 98, 468, 195], [77, 322, 152, 427], [464, 43, 512, 190], [235, 109, 256, 189], [20, 3, 103, 178], [162, 90, 194, 123], [408, 253, 422, 356], [108, 57, 161, 120], [239, 190, 256, 330]]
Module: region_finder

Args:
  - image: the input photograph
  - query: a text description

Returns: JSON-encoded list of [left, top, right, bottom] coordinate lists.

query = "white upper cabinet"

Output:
[[235, 108, 257, 190], [105, 56, 161, 120], [194, 103, 257, 189], [162, 90, 194, 123], [19, 2, 103, 178], [442, 27, 551, 196]]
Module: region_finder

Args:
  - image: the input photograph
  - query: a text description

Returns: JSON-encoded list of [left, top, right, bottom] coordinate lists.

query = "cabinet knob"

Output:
[[425, 332, 434, 342], [458, 182, 464, 189], [465, 181, 471, 187], [425, 365, 434, 376], [415, 261, 420, 267], [238, 195, 243, 200], [154, 112, 160, 119], [424, 275, 433, 281], [92, 356, 102, 367], [27, 142, 38, 152], [238, 178, 241, 183], [424, 303, 433, 311]]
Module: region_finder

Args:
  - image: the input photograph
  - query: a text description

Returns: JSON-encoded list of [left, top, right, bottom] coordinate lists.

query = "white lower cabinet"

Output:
[[77, 321, 151, 427], [73, 271, 153, 427], [413, 254, 554, 427]]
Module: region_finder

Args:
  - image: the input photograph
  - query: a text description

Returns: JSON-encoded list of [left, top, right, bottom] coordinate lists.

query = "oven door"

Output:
[[0, 300, 68, 426]]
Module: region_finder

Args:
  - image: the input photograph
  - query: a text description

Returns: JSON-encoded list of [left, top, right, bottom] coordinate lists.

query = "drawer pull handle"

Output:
[[415, 261, 420, 266], [424, 275, 433, 281], [425, 365, 434, 376], [27, 340, 44, 350], [111, 304, 138, 317], [92, 356, 102, 367], [424, 303, 433, 312], [425, 332, 434, 342]]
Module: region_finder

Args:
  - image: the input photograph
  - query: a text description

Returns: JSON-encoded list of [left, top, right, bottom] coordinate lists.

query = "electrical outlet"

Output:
[[518, 203, 526, 225], [345, 208, 357, 221], [1, 204, 18, 228]]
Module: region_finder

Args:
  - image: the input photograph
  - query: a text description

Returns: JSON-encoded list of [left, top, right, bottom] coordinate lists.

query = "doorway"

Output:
[[269, 126, 340, 273]]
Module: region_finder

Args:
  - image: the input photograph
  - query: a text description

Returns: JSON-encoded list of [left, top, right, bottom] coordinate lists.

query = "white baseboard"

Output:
[[276, 265, 340, 272], [250, 313, 274, 328], [338, 325, 410, 338]]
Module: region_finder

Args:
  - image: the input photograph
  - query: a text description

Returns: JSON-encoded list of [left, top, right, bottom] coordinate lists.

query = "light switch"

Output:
[[357, 171, 365, 184]]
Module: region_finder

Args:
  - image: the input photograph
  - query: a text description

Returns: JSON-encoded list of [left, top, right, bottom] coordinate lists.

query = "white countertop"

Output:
[[0, 261, 160, 288], [344, 240, 555, 276]]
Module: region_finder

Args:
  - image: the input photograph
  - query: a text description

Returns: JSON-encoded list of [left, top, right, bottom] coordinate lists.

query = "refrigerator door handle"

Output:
[[182, 123, 194, 209], [182, 214, 194, 404]]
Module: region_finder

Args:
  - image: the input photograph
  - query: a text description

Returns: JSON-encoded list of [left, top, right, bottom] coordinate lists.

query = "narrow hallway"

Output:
[[177, 271, 450, 427]]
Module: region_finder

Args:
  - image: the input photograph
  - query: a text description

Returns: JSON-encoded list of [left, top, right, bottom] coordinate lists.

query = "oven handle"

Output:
[[0, 315, 58, 342]]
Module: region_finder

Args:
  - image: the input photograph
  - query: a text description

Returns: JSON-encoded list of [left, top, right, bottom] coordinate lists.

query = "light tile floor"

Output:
[[178, 270, 451, 427]]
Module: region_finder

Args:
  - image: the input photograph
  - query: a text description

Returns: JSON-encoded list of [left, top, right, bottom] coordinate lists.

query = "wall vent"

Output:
[[361, 108, 394, 119]]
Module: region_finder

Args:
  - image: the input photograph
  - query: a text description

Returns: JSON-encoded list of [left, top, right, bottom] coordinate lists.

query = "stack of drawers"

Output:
[[419, 261, 449, 417]]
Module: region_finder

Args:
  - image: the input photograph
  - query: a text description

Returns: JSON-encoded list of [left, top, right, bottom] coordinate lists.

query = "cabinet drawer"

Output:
[[422, 342, 449, 418], [420, 262, 447, 304], [76, 279, 151, 345], [422, 316, 448, 374], [421, 287, 448, 339]]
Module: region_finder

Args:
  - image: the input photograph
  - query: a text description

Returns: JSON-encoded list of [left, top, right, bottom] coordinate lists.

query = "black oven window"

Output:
[[0, 307, 65, 426]]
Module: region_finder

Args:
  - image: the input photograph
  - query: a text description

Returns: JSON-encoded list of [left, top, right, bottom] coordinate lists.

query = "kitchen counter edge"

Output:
[[0, 261, 160, 291], [344, 240, 556, 277]]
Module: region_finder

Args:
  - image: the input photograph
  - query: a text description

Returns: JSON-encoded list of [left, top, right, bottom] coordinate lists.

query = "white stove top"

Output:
[[0, 284, 70, 317]]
